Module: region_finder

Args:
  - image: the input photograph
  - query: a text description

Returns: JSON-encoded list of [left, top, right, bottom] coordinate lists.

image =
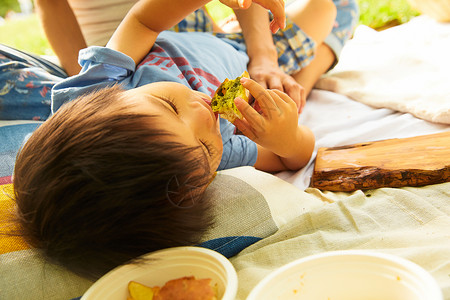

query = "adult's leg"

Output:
[[288, 0, 360, 96], [286, 0, 337, 46], [291, 43, 335, 97], [285, 0, 336, 96]]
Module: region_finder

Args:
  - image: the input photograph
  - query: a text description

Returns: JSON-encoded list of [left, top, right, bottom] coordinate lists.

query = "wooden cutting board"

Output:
[[311, 131, 450, 192]]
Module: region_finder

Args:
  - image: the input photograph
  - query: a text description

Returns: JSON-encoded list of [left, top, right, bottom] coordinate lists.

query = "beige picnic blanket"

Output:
[[228, 179, 450, 299], [315, 16, 450, 124]]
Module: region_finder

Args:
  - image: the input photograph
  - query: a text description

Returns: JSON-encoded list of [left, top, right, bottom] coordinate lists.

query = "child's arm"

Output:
[[233, 78, 315, 172], [106, 0, 210, 65]]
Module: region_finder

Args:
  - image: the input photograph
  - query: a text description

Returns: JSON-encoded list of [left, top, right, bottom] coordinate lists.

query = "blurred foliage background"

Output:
[[0, 0, 21, 17], [357, 0, 419, 29], [1, 0, 420, 55]]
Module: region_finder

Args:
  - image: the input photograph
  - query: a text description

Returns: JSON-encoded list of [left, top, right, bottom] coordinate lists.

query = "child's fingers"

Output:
[[235, 97, 264, 127], [270, 89, 295, 105], [265, 90, 290, 118], [240, 77, 277, 116], [233, 118, 257, 141]]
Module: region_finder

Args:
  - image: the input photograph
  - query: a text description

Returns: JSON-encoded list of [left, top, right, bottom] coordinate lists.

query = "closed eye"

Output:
[[200, 140, 211, 157], [159, 96, 179, 114]]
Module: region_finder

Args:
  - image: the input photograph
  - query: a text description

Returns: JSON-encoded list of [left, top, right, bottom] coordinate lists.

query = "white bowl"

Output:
[[81, 246, 238, 300], [247, 250, 443, 300]]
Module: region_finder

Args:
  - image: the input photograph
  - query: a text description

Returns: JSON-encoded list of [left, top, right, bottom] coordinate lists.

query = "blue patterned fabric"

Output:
[[0, 44, 66, 121]]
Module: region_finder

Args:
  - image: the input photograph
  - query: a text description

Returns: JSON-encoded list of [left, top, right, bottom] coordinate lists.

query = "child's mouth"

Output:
[[202, 98, 218, 120]]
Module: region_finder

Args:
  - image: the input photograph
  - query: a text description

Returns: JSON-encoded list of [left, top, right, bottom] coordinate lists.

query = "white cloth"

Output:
[[315, 16, 450, 125], [67, 0, 138, 46]]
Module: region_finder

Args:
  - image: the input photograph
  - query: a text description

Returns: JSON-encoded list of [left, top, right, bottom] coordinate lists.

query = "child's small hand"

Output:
[[219, 0, 286, 33], [233, 77, 300, 158]]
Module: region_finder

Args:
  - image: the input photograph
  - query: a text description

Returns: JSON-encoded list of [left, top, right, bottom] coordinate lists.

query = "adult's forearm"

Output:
[[35, 0, 86, 76], [234, 4, 278, 65]]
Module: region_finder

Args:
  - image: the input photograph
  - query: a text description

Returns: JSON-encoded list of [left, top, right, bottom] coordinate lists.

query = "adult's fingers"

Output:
[[255, 0, 286, 32], [299, 87, 306, 113], [281, 78, 303, 111], [267, 75, 284, 92], [218, 0, 252, 9], [220, 0, 286, 32]]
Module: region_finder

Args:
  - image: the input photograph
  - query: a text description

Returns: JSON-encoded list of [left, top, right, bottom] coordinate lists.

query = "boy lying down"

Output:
[[13, 0, 315, 279]]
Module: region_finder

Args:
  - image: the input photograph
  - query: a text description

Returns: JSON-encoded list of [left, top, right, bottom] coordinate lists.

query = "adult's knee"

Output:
[[316, 0, 337, 34], [287, 0, 337, 44]]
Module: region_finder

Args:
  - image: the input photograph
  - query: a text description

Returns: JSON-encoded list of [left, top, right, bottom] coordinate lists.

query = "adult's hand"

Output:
[[219, 0, 286, 33], [248, 59, 305, 113]]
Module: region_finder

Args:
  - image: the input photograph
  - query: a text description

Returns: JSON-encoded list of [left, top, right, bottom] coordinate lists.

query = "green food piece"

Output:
[[211, 73, 248, 122]]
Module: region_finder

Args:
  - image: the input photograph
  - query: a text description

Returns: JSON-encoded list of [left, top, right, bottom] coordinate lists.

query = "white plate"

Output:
[[247, 250, 443, 300], [81, 246, 238, 300]]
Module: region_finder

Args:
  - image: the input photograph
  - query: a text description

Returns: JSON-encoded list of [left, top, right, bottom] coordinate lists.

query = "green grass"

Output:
[[0, 14, 53, 55], [205, 1, 234, 21], [1, 0, 420, 55], [356, 0, 420, 29]]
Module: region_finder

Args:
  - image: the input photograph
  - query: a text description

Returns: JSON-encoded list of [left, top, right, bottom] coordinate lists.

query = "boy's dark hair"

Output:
[[13, 85, 214, 280]]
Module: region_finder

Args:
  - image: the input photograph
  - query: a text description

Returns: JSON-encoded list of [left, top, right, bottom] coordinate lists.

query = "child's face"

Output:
[[124, 82, 223, 173]]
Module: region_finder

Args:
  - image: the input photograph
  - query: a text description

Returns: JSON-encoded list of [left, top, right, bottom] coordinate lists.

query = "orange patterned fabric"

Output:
[[0, 184, 30, 254]]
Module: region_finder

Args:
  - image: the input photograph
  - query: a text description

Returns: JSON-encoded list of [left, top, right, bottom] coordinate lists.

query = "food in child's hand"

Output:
[[128, 276, 217, 300], [211, 71, 250, 122]]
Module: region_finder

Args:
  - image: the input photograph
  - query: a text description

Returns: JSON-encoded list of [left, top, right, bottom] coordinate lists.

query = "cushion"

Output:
[[0, 183, 29, 254]]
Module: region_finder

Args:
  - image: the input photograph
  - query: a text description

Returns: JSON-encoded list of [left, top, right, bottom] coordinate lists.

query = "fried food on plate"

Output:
[[128, 276, 217, 300]]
